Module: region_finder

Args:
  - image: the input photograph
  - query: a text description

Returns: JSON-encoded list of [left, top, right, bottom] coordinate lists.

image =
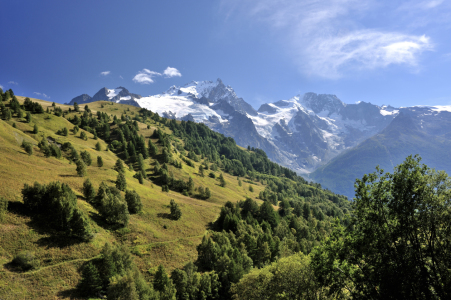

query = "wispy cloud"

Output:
[[133, 67, 182, 84], [100, 71, 111, 76], [33, 92, 50, 99], [8, 81, 18, 85], [163, 67, 182, 78], [221, 0, 436, 78], [119, 75, 123, 79], [133, 69, 162, 84]]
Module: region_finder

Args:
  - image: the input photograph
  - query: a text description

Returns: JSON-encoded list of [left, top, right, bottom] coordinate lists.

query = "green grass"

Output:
[[0, 97, 266, 299]]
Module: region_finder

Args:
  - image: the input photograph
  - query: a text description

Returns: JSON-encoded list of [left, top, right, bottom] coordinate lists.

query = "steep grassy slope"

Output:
[[0, 97, 266, 299]]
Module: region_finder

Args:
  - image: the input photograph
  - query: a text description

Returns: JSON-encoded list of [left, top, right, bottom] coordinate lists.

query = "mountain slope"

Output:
[[310, 108, 451, 199]]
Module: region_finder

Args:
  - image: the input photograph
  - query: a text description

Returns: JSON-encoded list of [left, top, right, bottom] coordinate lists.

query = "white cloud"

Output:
[[100, 71, 111, 76], [33, 92, 50, 99], [119, 75, 123, 79], [8, 81, 18, 85], [163, 67, 182, 78], [221, 0, 435, 78], [133, 69, 161, 84]]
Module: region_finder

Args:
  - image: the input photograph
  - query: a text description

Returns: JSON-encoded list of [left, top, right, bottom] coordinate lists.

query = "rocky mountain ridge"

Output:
[[67, 80, 450, 180]]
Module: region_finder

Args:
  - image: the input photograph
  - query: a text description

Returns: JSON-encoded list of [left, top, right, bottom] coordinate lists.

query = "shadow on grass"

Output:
[[59, 174, 79, 178], [56, 288, 82, 299], [7, 200, 28, 215], [88, 211, 125, 232], [157, 212, 173, 220]]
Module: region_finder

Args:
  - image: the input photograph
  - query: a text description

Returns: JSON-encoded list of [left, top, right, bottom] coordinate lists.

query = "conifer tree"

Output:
[[76, 159, 87, 177], [116, 172, 127, 191], [170, 199, 182, 220], [25, 111, 31, 123], [83, 178, 96, 204], [199, 165, 204, 177], [205, 187, 211, 199], [219, 173, 226, 187], [80, 150, 92, 166], [95, 141, 102, 151], [74, 102, 79, 112], [33, 124, 38, 134], [97, 156, 103, 167], [125, 190, 142, 214], [80, 131, 88, 141], [114, 159, 125, 173], [154, 265, 170, 293]]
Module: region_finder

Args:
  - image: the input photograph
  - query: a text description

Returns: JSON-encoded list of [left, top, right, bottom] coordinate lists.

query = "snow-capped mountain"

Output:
[[67, 87, 142, 107], [67, 80, 451, 176]]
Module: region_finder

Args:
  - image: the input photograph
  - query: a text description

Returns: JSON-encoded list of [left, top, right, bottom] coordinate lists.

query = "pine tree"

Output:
[[83, 178, 96, 204], [74, 102, 79, 112], [205, 187, 211, 199], [95, 141, 102, 151], [80, 151, 92, 166], [154, 265, 170, 292], [76, 159, 87, 177], [80, 131, 88, 141], [219, 173, 226, 187], [170, 199, 182, 220], [199, 165, 204, 177], [25, 111, 31, 123], [33, 124, 38, 134], [78, 262, 102, 296], [116, 172, 127, 191], [188, 177, 194, 194], [125, 190, 142, 214], [114, 159, 125, 173], [97, 156, 103, 167]]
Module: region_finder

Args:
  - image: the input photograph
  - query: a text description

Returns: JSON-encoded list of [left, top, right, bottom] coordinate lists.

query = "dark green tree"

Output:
[[33, 124, 38, 134], [95, 141, 102, 151], [125, 190, 142, 214], [82, 178, 96, 204], [170, 199, 182, 220], [312, 155, 451, 300], [80, 150, 92, 166], [219, 173, 226, 187], [97, 156, 103, 167], [116, 172, 127, 191], [114, 159, 125, 173], [80, 131, 88, 141], [76, 159, 87, 177], [25, 111, 31, 123]]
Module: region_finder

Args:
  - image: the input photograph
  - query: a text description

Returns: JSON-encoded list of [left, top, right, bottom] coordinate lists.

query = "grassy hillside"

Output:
[[0, 91, 350, 299]]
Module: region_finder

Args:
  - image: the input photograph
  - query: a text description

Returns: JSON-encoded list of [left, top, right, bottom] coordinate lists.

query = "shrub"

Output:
[[12, 251, 39, 271], [95, 141, 102, 151], [209, 172, 216, 179], [22, 141, 33, 156], [33, 124, 38, 134]]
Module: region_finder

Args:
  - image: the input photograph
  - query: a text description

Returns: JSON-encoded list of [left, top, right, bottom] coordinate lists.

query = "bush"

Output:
[[12, 251, 39, 271], [33, 124, 38, 134], [21, 141, 33, 156], [209, 172, 216, 179], [95, 141, 102, 151]]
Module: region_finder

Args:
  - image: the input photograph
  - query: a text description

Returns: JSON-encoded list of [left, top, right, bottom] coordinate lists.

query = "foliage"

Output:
[[96, 182, 129, 226], [82, 178, 96, 204], [80, 150, 92, 166], [311, 155, 451, 299], [231, 253, 330, 300], [170, 199, 182, 220], [116, 172, 127, 191], [125, 190, 142, 214], [97, 155, 103, 167], [22, 182, 92, 240], [12, 251, 40, 271], [76, 159, 87, 177]]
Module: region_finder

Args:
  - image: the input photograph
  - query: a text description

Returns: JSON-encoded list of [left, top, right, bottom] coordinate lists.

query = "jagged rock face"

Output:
[[67, 87, 142, 105]]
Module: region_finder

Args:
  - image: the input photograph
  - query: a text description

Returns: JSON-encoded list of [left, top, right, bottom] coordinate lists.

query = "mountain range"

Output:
[[68, 79, 451, 198]]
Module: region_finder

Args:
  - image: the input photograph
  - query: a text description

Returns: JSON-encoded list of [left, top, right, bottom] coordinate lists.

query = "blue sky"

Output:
[[1, 0, 451, 108]]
